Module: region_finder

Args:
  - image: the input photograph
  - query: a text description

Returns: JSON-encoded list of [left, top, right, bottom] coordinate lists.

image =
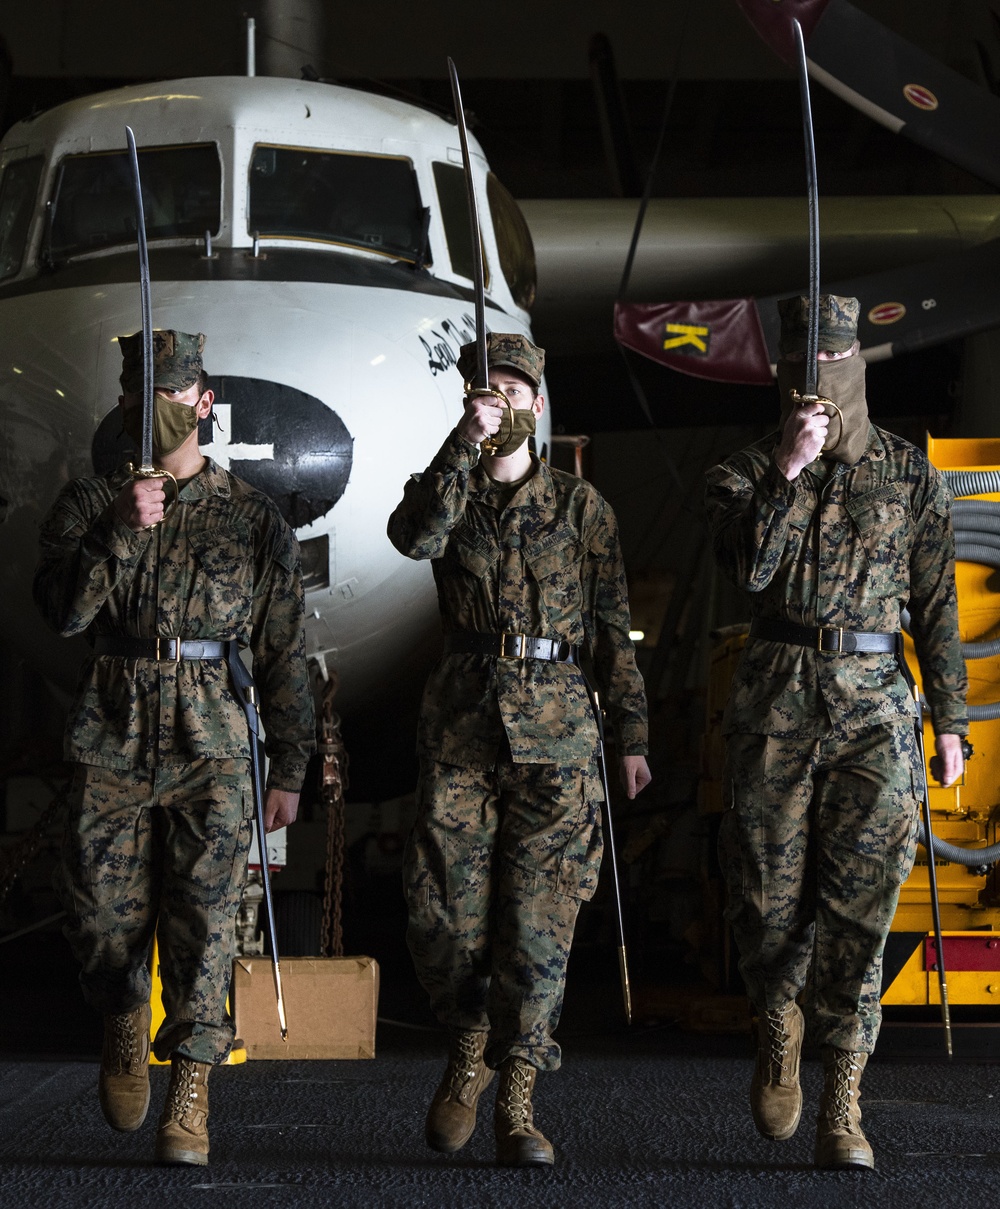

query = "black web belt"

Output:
[[444, 631, 579, 664], [93, 635, 228, 662], [749, 618, 899, 654]]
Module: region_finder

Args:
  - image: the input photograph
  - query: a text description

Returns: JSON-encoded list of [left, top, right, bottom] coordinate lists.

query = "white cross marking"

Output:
[[201, 403, 275, 470]]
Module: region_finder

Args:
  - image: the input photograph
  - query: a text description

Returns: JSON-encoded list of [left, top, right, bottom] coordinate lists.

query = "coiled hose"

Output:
[[911, 470, 1000, 863]]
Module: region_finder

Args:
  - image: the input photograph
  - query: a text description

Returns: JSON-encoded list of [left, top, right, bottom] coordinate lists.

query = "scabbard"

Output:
[[225, 641, 288, 1039]]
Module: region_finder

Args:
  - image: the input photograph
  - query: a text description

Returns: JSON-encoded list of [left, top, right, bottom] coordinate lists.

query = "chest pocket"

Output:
[[445, 529, 498, 580], [847, 483, 912, 593], [188, 525, 255, 631], [525, 526, 583, 615]]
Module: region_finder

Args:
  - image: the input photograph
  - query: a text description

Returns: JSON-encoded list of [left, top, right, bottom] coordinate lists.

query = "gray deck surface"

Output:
[[2, 1024, 1000, 1209]]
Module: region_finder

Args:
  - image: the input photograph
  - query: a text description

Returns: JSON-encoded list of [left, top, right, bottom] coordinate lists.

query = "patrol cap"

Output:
[[118, 329, 206, 393], [456, 332, 545, 389], [777, 294, 860, 356]]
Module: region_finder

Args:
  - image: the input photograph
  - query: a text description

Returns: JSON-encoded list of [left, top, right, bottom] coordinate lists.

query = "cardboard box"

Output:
[[233, 955, 379, 1059]]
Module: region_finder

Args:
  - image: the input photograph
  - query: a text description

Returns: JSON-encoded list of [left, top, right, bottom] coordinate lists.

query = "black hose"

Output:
[[917, 819, 1000, 867]]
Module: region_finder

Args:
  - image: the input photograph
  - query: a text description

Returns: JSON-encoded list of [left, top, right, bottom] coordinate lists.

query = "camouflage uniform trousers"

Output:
[[719, 721, 920, 1052], [404, 756, 603, 1072], [56, 758, 253, 1064]]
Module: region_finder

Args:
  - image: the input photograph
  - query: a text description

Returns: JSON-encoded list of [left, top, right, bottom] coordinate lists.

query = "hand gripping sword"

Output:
[[446, 59, 514, 452], [124, 127, 178, 520], [584, 683, 633, 1025]]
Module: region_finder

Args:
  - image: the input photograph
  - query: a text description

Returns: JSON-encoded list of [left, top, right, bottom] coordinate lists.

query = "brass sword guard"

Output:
[[128, 464, 180, 528], [788, 389, 844, 452], [463, 384, 513, 454]]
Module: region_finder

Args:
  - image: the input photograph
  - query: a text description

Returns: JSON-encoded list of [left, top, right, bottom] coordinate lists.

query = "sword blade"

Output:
[[125, 126, 155, 471], [792, 19, 821, 397], [446, 58, 488, 390]]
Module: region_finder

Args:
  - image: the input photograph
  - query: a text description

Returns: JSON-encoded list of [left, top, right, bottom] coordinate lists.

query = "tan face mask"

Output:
[[485, 405, 536, 458], [123, 394, 200, 459], [776, 354, 869, 466]]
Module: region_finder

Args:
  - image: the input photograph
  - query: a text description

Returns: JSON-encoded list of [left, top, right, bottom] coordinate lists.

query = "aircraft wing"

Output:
[[736, 0, 1000, 189], [614, 235, 1000, 385]]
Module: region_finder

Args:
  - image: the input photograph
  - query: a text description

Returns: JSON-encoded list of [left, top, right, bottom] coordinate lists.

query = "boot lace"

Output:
[[826, 1051, 862, 1129], [107, 1012, 138, 1071], [165, 1060, 201, 1123], [446, 1032, 483, 1097], [761, 1006, 794, 1082], [500, 1060, 533, 1129]]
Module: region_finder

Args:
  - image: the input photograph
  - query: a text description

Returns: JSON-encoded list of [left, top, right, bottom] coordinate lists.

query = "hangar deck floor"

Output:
[[2, 1024, 1000, 1209]]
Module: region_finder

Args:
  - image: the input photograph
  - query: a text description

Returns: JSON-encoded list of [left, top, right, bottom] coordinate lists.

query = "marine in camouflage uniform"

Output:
[[387, 333, 649, 1166], [33, 330, 314, 1164], [705, 295, 967, 1169]]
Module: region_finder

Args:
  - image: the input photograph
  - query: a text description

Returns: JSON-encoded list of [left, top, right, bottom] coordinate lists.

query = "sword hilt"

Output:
[[464, 384, 513, 453], [127, 464, 180, 528], [787, 390, 844, 452]]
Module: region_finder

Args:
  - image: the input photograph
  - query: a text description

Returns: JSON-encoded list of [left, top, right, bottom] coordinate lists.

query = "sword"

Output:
[[226, 642, 289, 1041], [898, 651, 953, 1058], [584, 683, 633, 1025], [124, 126, 177, 517], [787, 22, 842, 445], [446, 58, 512, 452]]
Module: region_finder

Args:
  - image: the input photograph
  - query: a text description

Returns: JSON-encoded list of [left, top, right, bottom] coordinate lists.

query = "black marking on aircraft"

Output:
[[91, 377, 354, 528]]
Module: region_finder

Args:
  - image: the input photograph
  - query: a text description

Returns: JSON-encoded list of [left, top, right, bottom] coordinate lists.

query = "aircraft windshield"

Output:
[[248, 145, 426, 263], [48, 144, 221, 262], [0, 154, 43, 280]]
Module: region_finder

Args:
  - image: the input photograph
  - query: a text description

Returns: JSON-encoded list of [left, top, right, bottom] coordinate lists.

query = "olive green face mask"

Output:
[[776, 353, 870, 466], [486, 406, 536, 458], [122, 394, 200, 459]]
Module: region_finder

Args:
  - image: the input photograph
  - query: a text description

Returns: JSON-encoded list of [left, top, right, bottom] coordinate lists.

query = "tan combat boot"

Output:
[[426, 1030, 495, 1153], [494, 1057, 554, 1167], [750, 1001, 803, 1140], [154, 1056, 211, 1166], [815, 1047, 874, 1170], [98, 1002, 152, 1132]]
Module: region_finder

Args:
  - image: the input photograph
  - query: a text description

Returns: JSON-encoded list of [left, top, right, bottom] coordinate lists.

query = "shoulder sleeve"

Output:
[[387, 429, 479, 560]]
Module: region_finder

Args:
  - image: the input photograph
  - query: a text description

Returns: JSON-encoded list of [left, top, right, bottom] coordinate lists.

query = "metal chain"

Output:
[[318, 674, 348, 957], [0, 777, 72, 909]]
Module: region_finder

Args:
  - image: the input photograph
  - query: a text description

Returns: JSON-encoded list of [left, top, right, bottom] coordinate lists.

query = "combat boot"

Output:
[[154, 1056, 211, 1166], [815, 1047, 874, 1170], [426, 1030, 495, 1153], [750, 1001, 803, 1140], [494, 1056, 554, 1167], [98, 1002, 151, 1132]]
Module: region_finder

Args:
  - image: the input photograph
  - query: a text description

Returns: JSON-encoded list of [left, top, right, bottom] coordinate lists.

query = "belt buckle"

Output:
[[499, 632, 527, 659], [156, 637, 181, 662], [818, 627, 843, 653]]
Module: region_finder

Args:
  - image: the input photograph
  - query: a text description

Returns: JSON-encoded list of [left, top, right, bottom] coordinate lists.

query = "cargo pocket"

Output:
[[554, 796, 604, 903], [847, 483, 911, 597], [525, 530, 582, 617]]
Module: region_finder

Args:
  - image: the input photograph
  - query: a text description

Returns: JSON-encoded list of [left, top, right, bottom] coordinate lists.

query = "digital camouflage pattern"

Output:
[[777, 294, 860, 355], [456, 332, 545, 389], [118, 329, 206, 393], [33, 457, 315, 790], [56, 759, 252, 1064], [404, 758, 603, 1071], [705, 424, 967, 738], [720, 723, 920, 1053], [387, 430, 648, 768]]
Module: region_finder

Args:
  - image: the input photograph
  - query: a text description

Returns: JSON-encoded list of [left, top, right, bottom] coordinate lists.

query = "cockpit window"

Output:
[[248, 145, 427, 264], [0, 153, 43, 281], [487, 173, 536, 311], [433, 161, 490, 288], [48, 144, 221, 262]]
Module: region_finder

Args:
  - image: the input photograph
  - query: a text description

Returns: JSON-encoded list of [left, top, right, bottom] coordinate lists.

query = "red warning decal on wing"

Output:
[[867, 302, 907, 325], [903, 83, 939, 111]]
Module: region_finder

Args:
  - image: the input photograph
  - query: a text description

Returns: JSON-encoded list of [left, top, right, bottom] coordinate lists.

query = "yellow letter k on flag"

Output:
[[663, 323, 709, 354]]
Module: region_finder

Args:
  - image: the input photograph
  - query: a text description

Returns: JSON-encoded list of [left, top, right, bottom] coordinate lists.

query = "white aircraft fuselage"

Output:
[[0, 76, 547, 713]]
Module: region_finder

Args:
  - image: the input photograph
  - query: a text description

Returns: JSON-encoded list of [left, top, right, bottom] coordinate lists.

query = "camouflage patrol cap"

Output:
[[118, 329, 206, 393], [777, 294, 860, 356], [456, 332, 545, 389]]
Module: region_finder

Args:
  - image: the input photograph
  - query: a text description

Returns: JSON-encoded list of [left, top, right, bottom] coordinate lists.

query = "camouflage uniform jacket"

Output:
[[705, 424, 967, 738], [387, 430, 647, 769], [33, 458, 315, 790]]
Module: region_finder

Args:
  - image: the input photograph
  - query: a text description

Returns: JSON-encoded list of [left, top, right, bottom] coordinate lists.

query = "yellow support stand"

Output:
[[148, 938, 247, 1065]]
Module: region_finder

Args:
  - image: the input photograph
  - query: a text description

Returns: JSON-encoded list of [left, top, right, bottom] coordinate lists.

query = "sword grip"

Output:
[[127, 464, 180, 526]]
